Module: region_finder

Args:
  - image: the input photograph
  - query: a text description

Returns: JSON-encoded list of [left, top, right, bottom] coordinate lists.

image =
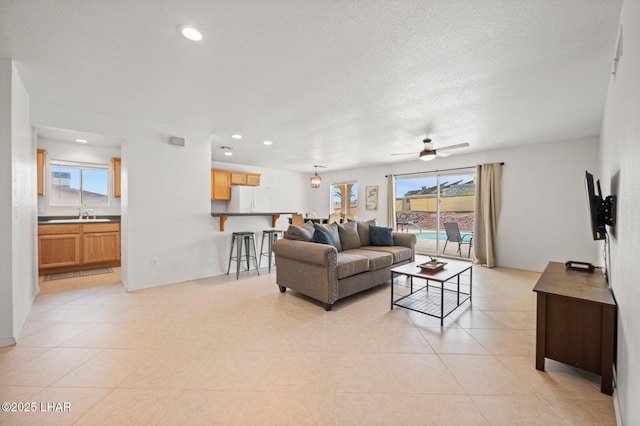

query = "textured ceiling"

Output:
[[0, 0, 622, 172]]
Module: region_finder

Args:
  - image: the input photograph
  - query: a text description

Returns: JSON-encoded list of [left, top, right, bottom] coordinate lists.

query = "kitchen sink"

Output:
[[46, 218, 112, 223]]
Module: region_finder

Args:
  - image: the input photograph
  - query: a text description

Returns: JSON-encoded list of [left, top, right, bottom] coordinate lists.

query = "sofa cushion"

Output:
[[284, 221, 315, 241], [342, 249, 393, 271], [338, 220, 361, 251], [369, 225, 395, 246], [312, 229, 333, 246], [314, 222, 342, 251], [361, 245, 413, 264], [356, 219, 376, 246], [336, 253, 369, 279]]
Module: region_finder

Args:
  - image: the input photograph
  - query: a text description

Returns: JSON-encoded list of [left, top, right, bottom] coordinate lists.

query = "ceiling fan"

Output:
[[391, 138, 469, 161]]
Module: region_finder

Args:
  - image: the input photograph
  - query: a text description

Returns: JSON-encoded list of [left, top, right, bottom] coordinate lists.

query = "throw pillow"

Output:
[[369, 225, 394, 246], [314, 222, 342, 251], [283, 221, 315, 241], [337, 220, 361, 250], [357, 219, 377, 246], [312, 229, 333, 246]]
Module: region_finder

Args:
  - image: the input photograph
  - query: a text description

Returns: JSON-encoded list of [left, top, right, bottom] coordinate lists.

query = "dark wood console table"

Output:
[[533, 261, 616, 395]]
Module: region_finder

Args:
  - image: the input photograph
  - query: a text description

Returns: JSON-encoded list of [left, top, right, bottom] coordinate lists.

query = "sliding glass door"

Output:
[[394, 169, 475, 258]]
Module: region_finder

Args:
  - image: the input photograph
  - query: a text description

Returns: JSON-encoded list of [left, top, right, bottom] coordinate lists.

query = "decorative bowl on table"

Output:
[[418, 260, 447, 273]]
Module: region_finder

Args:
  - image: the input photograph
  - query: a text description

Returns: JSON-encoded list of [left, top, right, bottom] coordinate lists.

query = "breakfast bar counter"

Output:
[[211, 212, 297, 231]]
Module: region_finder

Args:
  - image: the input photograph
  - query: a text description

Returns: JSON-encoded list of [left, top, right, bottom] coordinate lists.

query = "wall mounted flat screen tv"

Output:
[[585, 170, 616, 240], [585, 171, 606, 240]]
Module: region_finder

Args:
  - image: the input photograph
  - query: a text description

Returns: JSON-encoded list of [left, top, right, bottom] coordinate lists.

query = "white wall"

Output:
[[308, 136, 600, 272], [0, 57, 14, 346], [0, 58, 38, 347], [599, 0, 640, 423], [10, 62, 38, 340], [36, 138, 122, 217]]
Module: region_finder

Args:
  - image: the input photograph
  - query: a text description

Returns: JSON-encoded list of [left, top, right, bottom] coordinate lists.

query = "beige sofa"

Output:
[[272, 220, 416, 310]]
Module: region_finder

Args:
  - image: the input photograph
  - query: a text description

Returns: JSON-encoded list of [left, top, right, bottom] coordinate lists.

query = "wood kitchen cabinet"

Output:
[[246, 173, 260, 186], [37, 149, 47, 195], [38, 224, 81, 269], [211, 169, 261, 200], [112, 157, 121, 198], [211, 169, 231, 200], [82, 223, 120, 264], [230, 172, 247, 185], [38, 222, 121, 274]]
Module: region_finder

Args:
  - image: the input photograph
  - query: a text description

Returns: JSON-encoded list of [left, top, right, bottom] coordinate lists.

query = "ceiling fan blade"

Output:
[[438, 142, 469, 152], [436, 151, 451, 157], [390, 152, 415, 156]]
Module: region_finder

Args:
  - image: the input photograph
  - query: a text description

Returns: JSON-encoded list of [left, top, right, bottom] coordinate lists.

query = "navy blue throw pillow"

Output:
[[312, 229, 334, 246], [369, 225, 394, 246]]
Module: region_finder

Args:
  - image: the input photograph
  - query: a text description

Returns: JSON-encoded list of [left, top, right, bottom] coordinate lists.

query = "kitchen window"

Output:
[[49, 160, 110, 206]]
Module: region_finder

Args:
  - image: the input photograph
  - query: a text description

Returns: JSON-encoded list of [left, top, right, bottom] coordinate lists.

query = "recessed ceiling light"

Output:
[[231, 134, 242, 139], [263, 140, 273, 145], [224, 152, 233, 156], [179, 25, 205, 42], [75, 139, 88, 143]]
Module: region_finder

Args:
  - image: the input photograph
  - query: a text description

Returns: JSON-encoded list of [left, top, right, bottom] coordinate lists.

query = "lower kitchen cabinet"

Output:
[[38, 222, 120, 274], [38, 225, 81, 269], [82, 223, 120, 264]]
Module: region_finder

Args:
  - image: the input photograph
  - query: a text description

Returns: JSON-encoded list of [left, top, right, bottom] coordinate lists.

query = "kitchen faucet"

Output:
[[77, 208, 95, 219]]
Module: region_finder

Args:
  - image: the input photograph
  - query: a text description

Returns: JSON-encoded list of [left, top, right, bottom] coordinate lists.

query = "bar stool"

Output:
[[259, 229, 283, 273], [227, 232, 260, 279]]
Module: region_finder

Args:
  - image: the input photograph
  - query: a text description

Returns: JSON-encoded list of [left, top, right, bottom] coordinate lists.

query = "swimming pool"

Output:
[[415, 232, 448, 241]]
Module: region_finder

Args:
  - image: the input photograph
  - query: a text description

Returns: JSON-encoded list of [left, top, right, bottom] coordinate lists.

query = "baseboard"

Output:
[[612, 365, 623, 426], [613, 390, 623, 426], [0, 336, 16, 348]]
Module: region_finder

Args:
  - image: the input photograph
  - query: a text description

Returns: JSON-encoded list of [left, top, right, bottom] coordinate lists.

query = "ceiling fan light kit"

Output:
[[419, 149, 437, 161], [392, 138, 469, 160]]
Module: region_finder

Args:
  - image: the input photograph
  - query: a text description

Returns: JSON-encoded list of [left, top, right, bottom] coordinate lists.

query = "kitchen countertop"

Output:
[[38, 215, 121, 224], [210, 212, 297, 231]]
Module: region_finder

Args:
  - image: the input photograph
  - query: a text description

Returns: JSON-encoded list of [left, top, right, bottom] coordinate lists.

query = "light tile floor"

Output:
[[0, 260, 616, 425]]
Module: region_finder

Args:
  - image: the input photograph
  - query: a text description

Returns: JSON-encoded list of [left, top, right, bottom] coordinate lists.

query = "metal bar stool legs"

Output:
[[259, 229, 283, 273], [227, 232, 260, 279]]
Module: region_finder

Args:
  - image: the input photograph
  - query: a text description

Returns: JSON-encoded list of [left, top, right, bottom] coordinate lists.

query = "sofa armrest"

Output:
[[272, 239, 338, 265], [392, 232, 416, 248], [392, 232, 416, 262]]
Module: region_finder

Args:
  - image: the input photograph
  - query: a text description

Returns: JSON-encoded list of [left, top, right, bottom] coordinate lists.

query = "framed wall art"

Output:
[[365, 185, 378, 210]]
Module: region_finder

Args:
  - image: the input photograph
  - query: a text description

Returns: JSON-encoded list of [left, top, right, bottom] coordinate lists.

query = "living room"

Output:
[[1, 1, 638, 424]]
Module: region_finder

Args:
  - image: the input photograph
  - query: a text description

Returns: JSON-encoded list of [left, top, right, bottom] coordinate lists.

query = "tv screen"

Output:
[[585, 171, 606, 240]]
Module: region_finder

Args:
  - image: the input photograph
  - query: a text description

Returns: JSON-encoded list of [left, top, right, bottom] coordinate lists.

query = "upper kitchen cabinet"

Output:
[[211, 169, 261, 200], [211, 169, 231, 200], [230, 172, 247, 185], [246, 173, 260, 186], [37, 149, 47, 195], [112, 157, 121, 198]]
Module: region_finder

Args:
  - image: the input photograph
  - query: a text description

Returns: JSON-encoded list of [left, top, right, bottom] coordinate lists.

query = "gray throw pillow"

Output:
[[314, 222, 342, 251], [357, 219, 377, 246], [284, 221, 315, 241], [338, 220, 361, 250]]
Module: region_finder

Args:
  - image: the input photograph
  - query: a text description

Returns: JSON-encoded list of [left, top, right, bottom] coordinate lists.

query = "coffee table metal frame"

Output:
[[390, 259, 473, 326]]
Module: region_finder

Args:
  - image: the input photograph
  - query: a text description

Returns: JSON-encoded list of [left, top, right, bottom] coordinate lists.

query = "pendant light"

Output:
[[310, 165, 324, 188]]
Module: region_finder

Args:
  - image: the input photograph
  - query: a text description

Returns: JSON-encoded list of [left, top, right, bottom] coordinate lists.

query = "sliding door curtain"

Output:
[[473, 163, 502, 267]]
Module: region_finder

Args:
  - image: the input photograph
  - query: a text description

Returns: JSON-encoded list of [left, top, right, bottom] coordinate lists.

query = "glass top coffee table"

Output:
[[390, 259, 473, 326]]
